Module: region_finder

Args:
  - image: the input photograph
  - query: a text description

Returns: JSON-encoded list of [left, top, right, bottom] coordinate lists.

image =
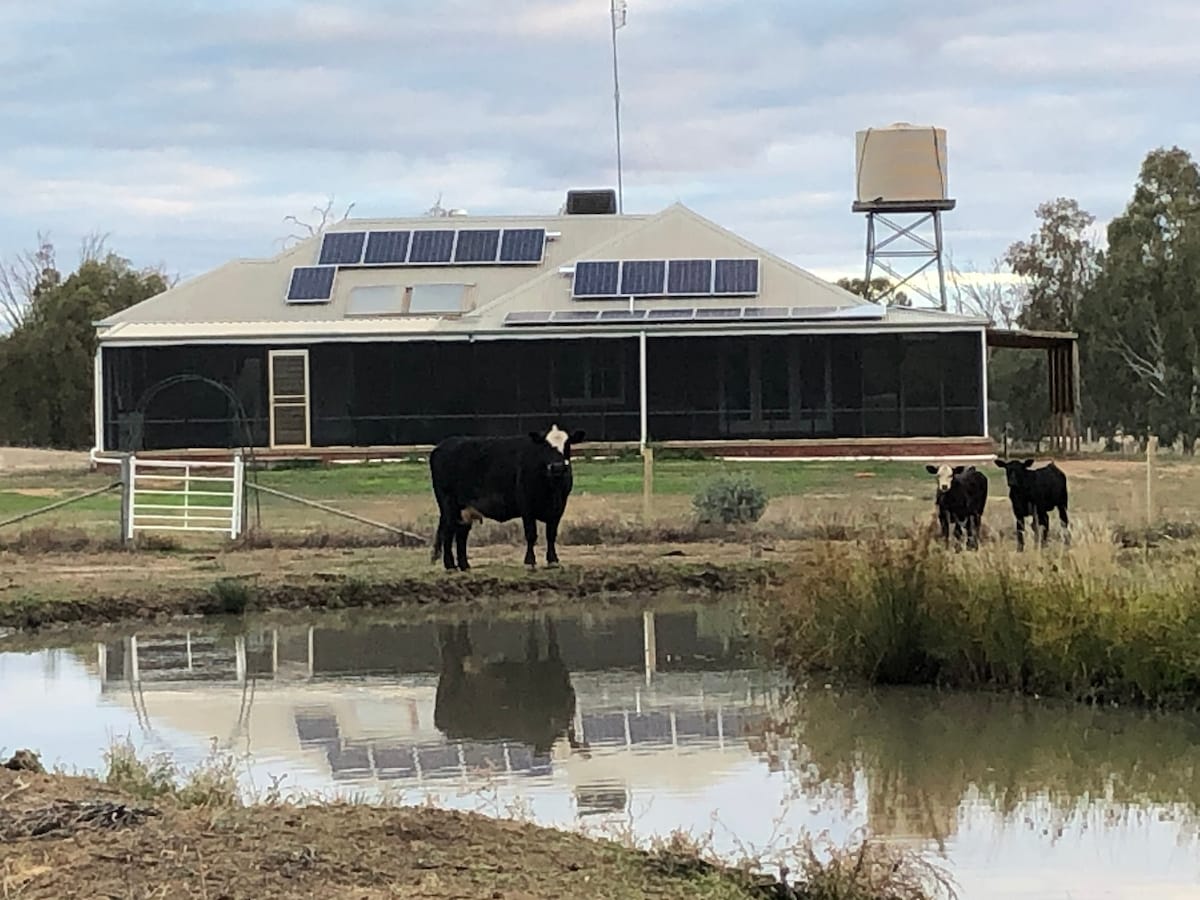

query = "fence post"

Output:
[[641, 445, 655, 524], [232, 451, 245, 539], [119, 454, 134, 545], [1146, 434, 1158, 528]]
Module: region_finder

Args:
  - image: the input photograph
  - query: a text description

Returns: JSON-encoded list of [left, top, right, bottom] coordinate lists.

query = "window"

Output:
[[552, 343, 625, 405], [408, 283, 468, 314], [346, 285, 403, 316], [344, 283, 472, 317]]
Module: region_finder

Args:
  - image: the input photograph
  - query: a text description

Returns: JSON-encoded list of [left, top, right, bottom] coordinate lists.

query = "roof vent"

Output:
[[564, 189, 618, 215]]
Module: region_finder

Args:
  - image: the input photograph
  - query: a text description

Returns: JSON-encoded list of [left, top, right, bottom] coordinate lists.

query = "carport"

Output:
[[986, 328, 1080, 453]]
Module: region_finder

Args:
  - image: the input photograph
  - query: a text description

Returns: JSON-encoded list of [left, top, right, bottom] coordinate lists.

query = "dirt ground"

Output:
[[0, 447, 89, 473], [0, 539, 782, 632], [0, 767, 769, 900]]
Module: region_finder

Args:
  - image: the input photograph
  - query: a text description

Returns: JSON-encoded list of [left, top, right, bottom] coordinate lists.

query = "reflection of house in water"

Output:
[[89, 608, 785, 810]]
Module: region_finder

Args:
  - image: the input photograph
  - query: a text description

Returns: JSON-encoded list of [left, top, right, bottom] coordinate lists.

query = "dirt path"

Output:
[[0, 767, 770, 900]]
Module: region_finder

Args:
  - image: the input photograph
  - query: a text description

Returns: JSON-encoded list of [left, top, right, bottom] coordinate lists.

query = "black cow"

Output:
[[429, 424, 585, 571], [994, 458, 1070, 550], [925, 463, 988, 549]]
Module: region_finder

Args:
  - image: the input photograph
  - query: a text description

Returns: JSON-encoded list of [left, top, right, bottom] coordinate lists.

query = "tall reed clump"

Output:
[[759, 529, 1200, 710]]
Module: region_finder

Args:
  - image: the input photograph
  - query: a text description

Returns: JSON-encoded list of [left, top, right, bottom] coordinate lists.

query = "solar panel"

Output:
[[694, 307, 743, 319], [286, 266, 336, 302], [552, 310, 601, 322], [667, 259, 713, 295], [713, 258, 760, 295], [408, 230, 455, 264], [363, 231, 410, 265], [499, 228, 546, 263], [572, 261, 621, 297], [454, 229, 500, 263], [505, 310, 553, 325], [647, 307, 694, 320], [742, 306, 789, 318], [620, 259, 666, 295], [599, 309, 647, 320], [318, 231, 366, 265]]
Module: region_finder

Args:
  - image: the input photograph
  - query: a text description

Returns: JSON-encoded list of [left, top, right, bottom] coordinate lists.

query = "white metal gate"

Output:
[[124, 455, 245, 539]]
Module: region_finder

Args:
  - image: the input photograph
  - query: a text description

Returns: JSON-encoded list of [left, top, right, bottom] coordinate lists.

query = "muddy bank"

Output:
[[0, 765, 787, 900], [0, 541, 783, 632]]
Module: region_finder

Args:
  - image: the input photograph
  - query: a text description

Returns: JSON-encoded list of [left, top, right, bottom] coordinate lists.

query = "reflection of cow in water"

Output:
[[434, 619, 577, 756]]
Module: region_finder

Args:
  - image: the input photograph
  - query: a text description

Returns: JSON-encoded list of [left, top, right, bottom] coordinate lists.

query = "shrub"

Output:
[[103, 738, 240, 808], [692, 475, 768, 525]]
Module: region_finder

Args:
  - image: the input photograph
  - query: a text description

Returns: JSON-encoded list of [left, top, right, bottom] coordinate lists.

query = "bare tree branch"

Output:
[[1113, 325, 1167, 399], [278, 195, 356, 249], [946, 254, 1025, 329], [78, 230, 111, 264], [0, 233, 56, 332]]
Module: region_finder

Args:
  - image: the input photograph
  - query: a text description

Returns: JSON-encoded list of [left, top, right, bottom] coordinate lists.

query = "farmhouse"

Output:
[[93, 190, 998, 460]]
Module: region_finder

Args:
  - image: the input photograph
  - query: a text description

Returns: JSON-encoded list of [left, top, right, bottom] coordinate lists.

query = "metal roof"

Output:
[[97, 202, 988, 344]]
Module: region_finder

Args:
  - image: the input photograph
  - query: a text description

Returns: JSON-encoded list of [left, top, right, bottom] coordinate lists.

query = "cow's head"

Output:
[[925, 463, 966, 495], [993, 458, 1035, 490], [528, 424, 586, 480]]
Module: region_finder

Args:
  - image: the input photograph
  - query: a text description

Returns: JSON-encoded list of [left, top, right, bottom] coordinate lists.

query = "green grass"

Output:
[[758, 530, 1200, 710], [249, 457, 933, 498]]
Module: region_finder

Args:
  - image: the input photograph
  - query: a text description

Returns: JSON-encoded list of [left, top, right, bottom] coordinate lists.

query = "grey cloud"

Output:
[[0, 0, 1192, 280]]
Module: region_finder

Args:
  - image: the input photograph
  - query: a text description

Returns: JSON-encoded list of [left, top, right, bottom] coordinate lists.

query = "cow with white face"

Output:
[[429, 424, 585, 571], [924, 463, 989, 550]]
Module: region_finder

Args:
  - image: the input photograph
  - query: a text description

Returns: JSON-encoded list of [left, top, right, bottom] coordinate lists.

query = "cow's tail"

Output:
[[430, 522, 442, 564]]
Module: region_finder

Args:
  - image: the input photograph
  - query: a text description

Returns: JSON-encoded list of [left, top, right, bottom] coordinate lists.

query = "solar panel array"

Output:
[[572, 258, 759, 299], [318, 227, 546, 267], [286, 226, 548, 303], [503, 304, 885, 327]]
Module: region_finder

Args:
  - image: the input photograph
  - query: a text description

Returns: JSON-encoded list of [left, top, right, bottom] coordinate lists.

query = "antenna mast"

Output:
[[610, 0, 627, 214]]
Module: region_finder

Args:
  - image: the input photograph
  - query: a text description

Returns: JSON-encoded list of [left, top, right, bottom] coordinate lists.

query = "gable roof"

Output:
[[98, 202, 987, 343]]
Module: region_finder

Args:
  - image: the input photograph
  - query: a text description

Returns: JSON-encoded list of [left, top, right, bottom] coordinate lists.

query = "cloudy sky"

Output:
[[0, 0, 1196, 285]]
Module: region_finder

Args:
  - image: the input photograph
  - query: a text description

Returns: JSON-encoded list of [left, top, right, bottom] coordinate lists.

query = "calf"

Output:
[[993, 458, 1070, 550], [925, 463, 988, 550], [429, 424, 585, 571]]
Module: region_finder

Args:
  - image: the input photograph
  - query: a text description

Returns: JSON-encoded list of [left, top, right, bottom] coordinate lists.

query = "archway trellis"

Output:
[[127, 374, 263, 530]]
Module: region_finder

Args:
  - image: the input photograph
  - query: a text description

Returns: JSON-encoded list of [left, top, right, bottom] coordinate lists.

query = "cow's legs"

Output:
[[1036, 509, 1051, 547], [454, 522, 472, 571], [441, 515, 459, 571], [1014, 515, 1026, 551], [437, 499, 461, 571], [938, 507, 950, 545], [522, 514, 538, 568], [545, 515, 561, 567]]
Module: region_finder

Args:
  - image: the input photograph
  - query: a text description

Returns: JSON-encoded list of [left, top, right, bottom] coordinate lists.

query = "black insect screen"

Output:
[[101, 330, 984, 452]]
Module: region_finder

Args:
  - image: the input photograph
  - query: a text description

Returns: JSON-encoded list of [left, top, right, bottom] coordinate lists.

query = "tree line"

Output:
[[0, 235, 167, 448], [0, 153, 1196, 451]]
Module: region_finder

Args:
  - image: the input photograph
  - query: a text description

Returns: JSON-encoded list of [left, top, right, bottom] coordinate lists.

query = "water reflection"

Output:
[[434, 619, 575, 756], [790, 687, 1200, 848], [4, 602, 1200, 898], [79, 604, 776, 807]]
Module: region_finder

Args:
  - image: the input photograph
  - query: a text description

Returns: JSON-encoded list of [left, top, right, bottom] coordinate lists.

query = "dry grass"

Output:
[[757, 525, 1200, 709], [0, 745, 950, 900]]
